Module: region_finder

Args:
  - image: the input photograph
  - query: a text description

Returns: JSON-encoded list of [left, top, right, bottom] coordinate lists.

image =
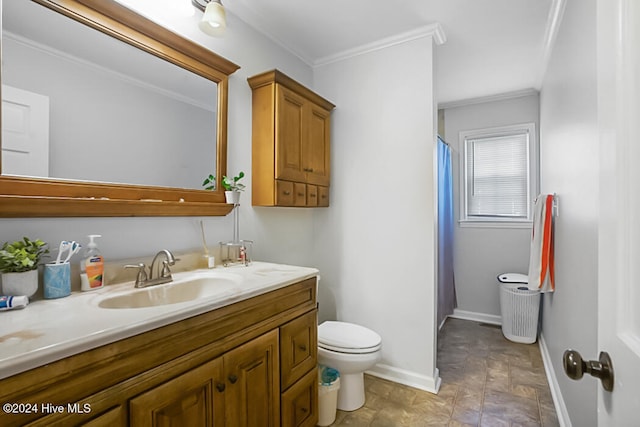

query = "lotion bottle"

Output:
[[80, 234, 104, 291]]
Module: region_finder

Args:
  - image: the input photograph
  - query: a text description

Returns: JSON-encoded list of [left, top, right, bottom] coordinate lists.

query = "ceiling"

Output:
[[224, 0, 555, 105]]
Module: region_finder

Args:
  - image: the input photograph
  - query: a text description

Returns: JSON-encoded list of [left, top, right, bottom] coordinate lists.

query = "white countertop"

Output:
[[0, 262, 318, 380]]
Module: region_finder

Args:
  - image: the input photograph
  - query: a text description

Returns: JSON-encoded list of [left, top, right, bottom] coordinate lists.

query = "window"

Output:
[[459, 123, 537, 226]]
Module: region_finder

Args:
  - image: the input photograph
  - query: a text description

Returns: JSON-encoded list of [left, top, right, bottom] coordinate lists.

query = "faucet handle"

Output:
[[125, 263, 148, 286], [160, 260, 173, 279]]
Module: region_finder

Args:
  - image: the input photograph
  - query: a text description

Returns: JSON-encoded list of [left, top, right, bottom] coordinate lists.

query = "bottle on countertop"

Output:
[[80, 234, 104, 291]]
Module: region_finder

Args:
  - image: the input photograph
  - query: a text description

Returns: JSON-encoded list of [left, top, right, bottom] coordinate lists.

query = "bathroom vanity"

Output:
[[0, 263, 318, 427]]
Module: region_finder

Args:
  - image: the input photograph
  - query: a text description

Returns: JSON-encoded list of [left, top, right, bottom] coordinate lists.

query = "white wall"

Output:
[[0, 8, 317, 267], [443, 94, 539, 318], [1, 2, 442, 395], [313, 36, 439, 391], [539, 0, 598, 425]]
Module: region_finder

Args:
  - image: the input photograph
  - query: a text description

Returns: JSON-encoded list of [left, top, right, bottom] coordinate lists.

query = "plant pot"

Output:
[[1, 269, 38, 297], [225, 190, 241, 204]]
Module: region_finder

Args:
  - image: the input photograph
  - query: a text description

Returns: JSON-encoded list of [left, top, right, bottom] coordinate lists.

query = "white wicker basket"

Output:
[[499, 282, 541, 344]]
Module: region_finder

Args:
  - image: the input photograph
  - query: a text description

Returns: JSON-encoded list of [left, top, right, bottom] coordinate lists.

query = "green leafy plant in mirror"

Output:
[[0, 237, 49, 273], [222, 171, 246, 192], [202, 174, 216, 191]]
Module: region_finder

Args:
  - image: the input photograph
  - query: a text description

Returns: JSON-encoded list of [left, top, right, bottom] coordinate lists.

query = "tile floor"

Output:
[[329, 318, 560, 426]]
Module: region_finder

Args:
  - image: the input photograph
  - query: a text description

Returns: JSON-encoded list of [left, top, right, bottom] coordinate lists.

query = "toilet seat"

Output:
[[318, 321, 382, 354]]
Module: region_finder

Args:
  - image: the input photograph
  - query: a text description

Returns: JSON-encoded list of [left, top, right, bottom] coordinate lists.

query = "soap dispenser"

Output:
[[80, 234, 104, 291]]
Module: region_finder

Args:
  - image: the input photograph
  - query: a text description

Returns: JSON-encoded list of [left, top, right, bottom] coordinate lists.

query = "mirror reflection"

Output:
[[2, 0, 218, 190]]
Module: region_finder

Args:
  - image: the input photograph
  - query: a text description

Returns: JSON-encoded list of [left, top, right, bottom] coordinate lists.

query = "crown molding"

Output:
[[314, 22, 446, 68], [538, 0, 567, 87], [438, 88, 539, 110]]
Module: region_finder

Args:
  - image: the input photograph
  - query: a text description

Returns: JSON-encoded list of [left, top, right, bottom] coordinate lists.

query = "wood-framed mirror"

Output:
[[0, 0, 239, 217]]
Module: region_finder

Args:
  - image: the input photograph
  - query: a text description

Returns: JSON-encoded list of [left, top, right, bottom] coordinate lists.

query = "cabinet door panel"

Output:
[[304, 106, 331, 186], [281, 367, 318, 427], [280, 311, 317, 390], [129, 358, 224, 427], [276, 86, 306, 183], [225, 330, 279, 427]]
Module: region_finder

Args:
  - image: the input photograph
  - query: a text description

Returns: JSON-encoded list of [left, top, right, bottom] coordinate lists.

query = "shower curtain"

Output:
[[437, 136, 457, 327]]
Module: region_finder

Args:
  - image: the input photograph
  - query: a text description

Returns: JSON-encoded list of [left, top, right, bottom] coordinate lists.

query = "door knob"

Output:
[[563, 349, 614, 391]]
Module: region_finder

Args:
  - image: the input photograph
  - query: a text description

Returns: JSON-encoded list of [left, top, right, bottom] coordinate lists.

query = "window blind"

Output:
[[465, 132, 530, 219]]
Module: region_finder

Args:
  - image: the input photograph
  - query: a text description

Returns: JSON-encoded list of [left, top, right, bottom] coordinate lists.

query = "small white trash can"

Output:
[[498, 273, 541, 344], [317, 366, 340, 426]]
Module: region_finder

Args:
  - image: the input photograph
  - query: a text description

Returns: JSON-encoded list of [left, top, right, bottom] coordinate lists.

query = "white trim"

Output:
[[438, 88, 539, 110], [314, 23, 446, 67], [458, 220, 533, 229], [450, 309, 502, 325], [366, 363, 441, 394], [537, 0, 567, 87], [539, 333, 572, 427]]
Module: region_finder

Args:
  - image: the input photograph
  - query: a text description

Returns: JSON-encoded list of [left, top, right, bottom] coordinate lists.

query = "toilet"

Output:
[[317, 321, 382, 411]]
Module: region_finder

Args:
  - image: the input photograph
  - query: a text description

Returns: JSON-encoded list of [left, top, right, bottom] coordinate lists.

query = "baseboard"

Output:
[[449, 309, 502, 325], [539, 333, 572, 427], [366, 363, 441, 394]]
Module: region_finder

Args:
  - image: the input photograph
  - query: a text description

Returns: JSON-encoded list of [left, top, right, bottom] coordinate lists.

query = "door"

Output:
[[1, 85, 49, 177], [304, 104, 331, 186], [225, 330, 279, 427], [129, 358, 225, 426], [275, 85, 306, 183], [597, 0, 640, 424]]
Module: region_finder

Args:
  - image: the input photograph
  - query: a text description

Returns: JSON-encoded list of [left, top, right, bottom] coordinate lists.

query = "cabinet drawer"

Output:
[[276, 180, 294, 206], [281, 367, 318, 427], [280, 310, 317, 390], [318, 186, 329, 207], [306, 185, 318, 207], [294, 182, 307, 207]]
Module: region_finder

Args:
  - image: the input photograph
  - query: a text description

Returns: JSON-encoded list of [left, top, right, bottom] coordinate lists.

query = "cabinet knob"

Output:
[[283, 191, 291, 196], [300, 407, 308, 413], [298, 344, 307, 352], [228, 374, 238, 384], [298, 193, 304, 197], [215, 382, 226, 392], [310, 194, 316, 198]]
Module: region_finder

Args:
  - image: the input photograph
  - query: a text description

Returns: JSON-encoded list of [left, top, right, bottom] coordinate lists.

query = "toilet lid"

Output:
[[318, 321, 382, 353]]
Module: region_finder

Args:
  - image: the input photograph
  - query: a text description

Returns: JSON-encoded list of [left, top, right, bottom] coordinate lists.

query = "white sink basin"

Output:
[[98, 272, 243, 309]]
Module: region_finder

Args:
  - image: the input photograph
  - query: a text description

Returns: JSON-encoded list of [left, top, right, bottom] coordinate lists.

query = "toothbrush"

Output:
[[55, 241, 70, 264], [63, 241, 82, 264]]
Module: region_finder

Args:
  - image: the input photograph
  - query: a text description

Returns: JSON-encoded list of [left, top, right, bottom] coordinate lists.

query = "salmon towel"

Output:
[[528, 194, 555, 292]]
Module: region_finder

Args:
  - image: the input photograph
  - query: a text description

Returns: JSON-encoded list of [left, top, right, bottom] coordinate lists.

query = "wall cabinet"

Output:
[[249, 70, 335, 207], [0, 278, 317, 427]]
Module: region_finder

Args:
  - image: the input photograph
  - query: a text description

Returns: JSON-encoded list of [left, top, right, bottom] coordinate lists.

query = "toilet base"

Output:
[[337, 372, 366, 411]]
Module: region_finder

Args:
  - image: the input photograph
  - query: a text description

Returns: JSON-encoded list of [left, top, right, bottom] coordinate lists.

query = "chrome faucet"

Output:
[[124, 250, 177, 288]]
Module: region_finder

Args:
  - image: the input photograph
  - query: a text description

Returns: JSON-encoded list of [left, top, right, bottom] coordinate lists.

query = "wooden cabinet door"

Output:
[[225, 330, 280, 427], [276, 86, 306, 183], [304, 104, 331, 186], [129, 358, 225, 427], [280, 310, 317, 390], [281, 367, 318, 427]]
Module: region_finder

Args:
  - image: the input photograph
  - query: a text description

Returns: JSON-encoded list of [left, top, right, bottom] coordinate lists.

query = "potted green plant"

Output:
[[0, 237, 49, 297], [222, 171, 245, 204]]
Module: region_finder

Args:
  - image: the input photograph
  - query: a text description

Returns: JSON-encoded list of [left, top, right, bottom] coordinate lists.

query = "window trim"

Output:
[[458, 123, 538, 228]]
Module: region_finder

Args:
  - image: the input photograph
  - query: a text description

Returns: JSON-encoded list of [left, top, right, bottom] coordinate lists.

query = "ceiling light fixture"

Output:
[[192, 0, 226, 37]]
